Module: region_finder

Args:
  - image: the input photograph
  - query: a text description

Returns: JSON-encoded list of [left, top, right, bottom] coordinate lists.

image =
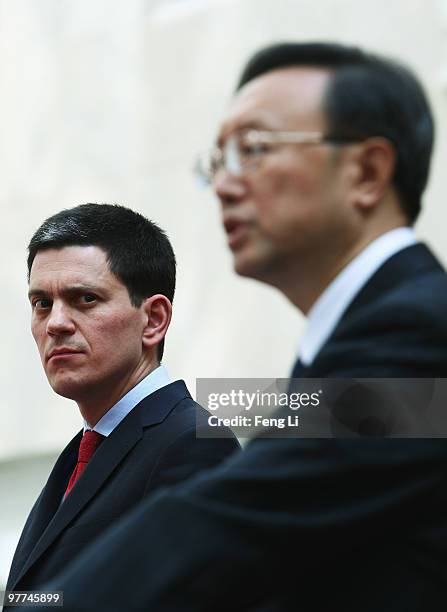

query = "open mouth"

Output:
[[224, 218, 250, 249]]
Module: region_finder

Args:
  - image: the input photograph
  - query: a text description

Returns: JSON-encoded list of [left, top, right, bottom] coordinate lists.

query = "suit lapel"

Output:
[[13, 380, 192, 588], [14, 408, 143, 588], [8, 431, 81, 589]]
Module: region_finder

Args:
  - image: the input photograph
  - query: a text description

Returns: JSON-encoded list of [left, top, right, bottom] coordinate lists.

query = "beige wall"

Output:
[[1, 0, 446, 586]]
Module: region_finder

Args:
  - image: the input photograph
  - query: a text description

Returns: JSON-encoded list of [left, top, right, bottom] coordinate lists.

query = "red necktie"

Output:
[[64, 430, 105, 498]]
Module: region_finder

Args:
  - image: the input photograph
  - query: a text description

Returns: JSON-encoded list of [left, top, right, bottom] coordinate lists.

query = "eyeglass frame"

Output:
[[194, 128, 365, 185]]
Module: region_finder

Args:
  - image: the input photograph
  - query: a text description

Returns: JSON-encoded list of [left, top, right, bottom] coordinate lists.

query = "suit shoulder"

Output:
[[164, 397, 240, 444], [343, 268, 447, 335], [313, 269, 447, 377], [142, 399, 239, 492]]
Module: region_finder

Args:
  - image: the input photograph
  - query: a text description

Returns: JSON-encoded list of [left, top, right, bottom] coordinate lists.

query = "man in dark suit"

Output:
[[5, 203, 238, 595], [17, 44, 447, 610]]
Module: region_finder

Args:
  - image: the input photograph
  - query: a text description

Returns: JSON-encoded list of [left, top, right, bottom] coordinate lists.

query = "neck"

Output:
[[276, 219, 410, 314], [77, 358, 160, 427]]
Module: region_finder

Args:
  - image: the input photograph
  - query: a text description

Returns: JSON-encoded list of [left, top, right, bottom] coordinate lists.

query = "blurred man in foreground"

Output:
[[20, 44, 447, 611]]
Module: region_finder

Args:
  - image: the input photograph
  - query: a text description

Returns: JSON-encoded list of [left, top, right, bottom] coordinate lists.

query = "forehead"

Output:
[[219, 67, 331, 138], [29, 245, 116, 287]]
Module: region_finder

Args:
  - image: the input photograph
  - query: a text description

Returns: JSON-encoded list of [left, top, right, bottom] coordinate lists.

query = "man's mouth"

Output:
[[47, 348, 83, 362], [224, 218, 251, 249]]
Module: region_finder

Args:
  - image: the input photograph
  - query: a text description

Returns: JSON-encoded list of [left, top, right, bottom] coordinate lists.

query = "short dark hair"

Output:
[[237, 42, 434, 223], [27, 203, 176, 360]]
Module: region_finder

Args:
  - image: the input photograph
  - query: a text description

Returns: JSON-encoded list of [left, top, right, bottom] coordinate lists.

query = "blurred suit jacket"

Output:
[[20, 244, 447, 611], [5, 380, 239, 593]]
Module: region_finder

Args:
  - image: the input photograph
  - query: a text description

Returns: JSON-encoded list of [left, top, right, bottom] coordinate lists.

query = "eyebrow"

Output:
[[28, 284, 103, 300]]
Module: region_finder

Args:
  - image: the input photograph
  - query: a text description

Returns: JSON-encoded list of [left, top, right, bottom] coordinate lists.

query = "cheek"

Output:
[[254, 179, 309, 236], [31, 321, 45, 353], [88, 313, 143, 350], [255, 164, 330, 238]]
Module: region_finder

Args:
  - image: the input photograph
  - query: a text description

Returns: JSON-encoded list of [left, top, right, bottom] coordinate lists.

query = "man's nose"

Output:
[[46, 303, 76, 336], [213, 169, 247, 207]]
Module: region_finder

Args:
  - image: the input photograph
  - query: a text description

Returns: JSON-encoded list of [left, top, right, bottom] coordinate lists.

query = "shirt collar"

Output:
[[299, 227, 417, 366], [84, 364, 172, 436]]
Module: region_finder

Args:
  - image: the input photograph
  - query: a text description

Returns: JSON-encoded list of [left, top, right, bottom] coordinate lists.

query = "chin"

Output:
[[233, 259, 257, 279], [49, 377, 85, 401], [232, 251, 275, 284]]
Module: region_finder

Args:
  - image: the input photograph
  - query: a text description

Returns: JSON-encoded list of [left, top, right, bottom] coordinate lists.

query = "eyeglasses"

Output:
[[194, 129, 363, 185]]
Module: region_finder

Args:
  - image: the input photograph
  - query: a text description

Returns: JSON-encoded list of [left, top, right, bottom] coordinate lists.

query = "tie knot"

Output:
[[78, 430, 105, 464]]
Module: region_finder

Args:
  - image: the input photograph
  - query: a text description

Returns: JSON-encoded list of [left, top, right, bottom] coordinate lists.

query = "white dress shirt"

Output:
[[299, 227, 417, 366], [84, 364, 172, 435]]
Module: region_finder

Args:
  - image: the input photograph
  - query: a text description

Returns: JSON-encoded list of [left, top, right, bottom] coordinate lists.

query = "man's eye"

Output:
[[240, 142, 269, 156], [33, 299, 51, 310], [81, 294, 96, 304]]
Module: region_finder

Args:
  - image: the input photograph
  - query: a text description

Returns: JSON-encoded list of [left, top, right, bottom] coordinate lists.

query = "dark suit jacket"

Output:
[[22, 244, 447, 611], [5, 380, 239, 594]]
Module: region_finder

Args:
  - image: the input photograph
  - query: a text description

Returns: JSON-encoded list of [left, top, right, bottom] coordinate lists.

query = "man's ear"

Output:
[[350, 137, 396, 211], [141, 294, 172, 351]]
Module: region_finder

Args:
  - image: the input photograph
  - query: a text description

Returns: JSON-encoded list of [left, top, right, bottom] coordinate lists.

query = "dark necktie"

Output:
[[290, 358, 306, 379], [288, 358, 306, 394], [64, 430, 105, 498]]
